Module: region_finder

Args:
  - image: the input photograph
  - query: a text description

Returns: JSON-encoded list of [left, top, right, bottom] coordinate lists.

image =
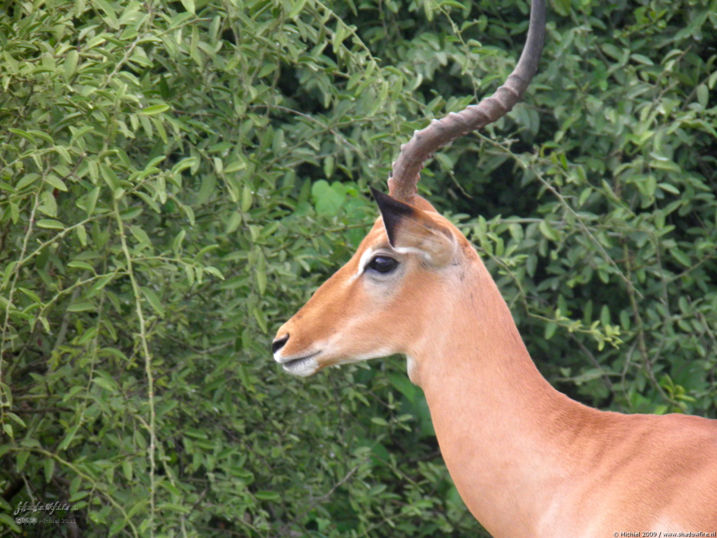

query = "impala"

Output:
[[271, 0, 717, 535]]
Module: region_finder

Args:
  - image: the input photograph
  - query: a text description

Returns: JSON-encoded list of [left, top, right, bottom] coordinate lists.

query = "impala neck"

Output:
[[409, 256, 592, 536]]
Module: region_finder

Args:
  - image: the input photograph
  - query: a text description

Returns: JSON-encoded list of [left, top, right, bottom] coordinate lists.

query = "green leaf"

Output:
[[93, 375, 118, 392], [141, 103, 170, 115], [141, 286, 165, 318], [241, 185, 253, 212], [100, 163, 120, 191], [252, 306, 267, 332], [203, 266, 224, 280], [180, 0, 195, 13], [671, 248, 690, 267], [94, 0, 119, 28], [84, 186, 101, 216], [18, 287, 42, 303], [16, 173, 39, 190], [387, 372, 420, 404], [44, 458, 55, 483], [196, 174, 216, 204], [255, 491, 281, 501], [288, 0, 308, 19], [16, 450, 29, 472], [544, 322, 558, 340], [67, 302, 95, 312], [658, 182, 679, 195], [58, 424, 81, 451], [571, 368, 606, 385], [36, 218, 65, 229], [225, 159, 246, 174], [696, 84, 708, 108], [9, 128, 37, 144], [172, 229, 186, 253], [7, 412, 26, 428], [76, 224, 88, 246], [312, 180, 344, 216], [109, 519, 127, 536], [538, 220, 559, 242], [0, 513, 21, 533], [225, 211, 241, 234], [44, 174, 68, 192], [255, 266, 267, 295], [69, 490, 89, 503], [122, 460, 133, 481], [68, 260, 95, 271], [64, 49, 79, 79], [130, 225, 152, 248], [38, 190, 58, 217]]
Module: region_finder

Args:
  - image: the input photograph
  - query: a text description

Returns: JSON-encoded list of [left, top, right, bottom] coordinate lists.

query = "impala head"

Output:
[[272, 0, 545, 378], [272, 189, 475, 377]]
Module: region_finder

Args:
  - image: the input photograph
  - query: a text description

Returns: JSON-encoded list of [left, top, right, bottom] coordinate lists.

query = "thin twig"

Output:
[[113, 198, 157, 533]]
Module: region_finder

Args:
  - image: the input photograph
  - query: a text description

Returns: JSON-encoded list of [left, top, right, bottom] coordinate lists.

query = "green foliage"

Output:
[[0, 0, 715, 536]]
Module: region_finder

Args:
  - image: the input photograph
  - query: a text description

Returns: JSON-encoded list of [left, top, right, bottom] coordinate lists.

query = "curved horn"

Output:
[[387, 0, 546, 201]]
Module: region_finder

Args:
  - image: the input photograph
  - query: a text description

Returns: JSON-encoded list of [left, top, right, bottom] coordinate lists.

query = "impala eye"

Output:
[[366, 255, 399, 274]]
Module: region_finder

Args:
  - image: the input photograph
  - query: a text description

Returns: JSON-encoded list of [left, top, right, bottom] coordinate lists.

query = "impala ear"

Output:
[[371, 188, 457, 267]]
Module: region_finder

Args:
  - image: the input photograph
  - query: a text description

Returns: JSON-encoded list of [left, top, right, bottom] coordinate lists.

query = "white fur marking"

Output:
[[352, 247, 377, 281], [406, 355, 418, 383], [394, 245, 431, 262], [282, 356, 319, 377]]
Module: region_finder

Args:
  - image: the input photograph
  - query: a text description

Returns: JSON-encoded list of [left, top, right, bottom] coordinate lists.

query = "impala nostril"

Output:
[[272, 334, 289, 354]]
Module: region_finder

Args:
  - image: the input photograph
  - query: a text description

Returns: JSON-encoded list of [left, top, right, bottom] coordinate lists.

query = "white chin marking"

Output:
[[406, 355, 417, 383], [282, 356, 319, 377]]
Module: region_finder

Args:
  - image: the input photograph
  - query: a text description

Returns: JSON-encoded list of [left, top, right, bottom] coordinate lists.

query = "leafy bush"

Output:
[[0, 0, 715, 536]]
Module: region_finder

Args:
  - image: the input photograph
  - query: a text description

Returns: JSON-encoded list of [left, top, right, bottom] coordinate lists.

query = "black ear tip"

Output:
[[370, 187, 414, 216], [370, 186, 415, 246], [369, 187, 399, 210]]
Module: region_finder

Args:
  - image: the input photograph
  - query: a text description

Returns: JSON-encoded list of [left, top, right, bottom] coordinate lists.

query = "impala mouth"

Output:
[[279, 351, 321, 377]]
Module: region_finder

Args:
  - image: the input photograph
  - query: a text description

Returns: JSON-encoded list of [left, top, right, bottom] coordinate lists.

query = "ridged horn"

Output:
[[387, 0, 546, 202]]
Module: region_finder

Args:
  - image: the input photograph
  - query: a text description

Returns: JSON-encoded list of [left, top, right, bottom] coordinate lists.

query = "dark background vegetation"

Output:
[[1, 0, 715, 535]]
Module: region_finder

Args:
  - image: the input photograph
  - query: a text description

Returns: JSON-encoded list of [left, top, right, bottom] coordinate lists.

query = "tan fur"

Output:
[[274, 194, 717, 536]]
